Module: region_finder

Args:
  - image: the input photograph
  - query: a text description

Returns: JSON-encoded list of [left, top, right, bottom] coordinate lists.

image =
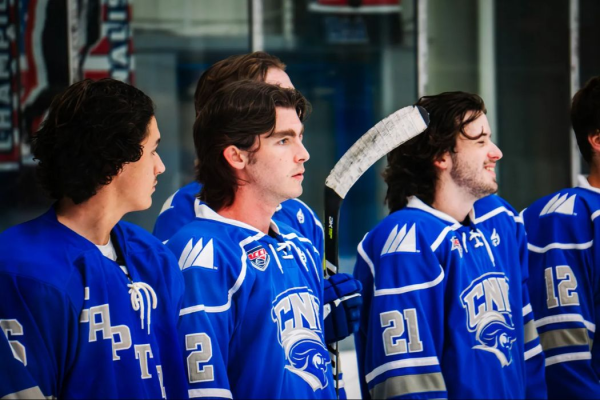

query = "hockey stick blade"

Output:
[[324, 105, 429, 276]]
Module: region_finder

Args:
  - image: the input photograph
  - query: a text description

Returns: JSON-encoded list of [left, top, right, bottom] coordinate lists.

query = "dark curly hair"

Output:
[[571, 76, 600, 164], [384, 92, 486, 213], [194, 51, 286, 115], [31, 78, 155, 204], [194, 80, 310, 211]]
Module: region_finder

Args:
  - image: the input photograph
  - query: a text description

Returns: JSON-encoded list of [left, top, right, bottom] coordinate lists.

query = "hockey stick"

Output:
[[324, 104, 429, 397]]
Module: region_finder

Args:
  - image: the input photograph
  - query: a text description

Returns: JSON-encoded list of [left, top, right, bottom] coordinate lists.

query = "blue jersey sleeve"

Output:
[[168, 227, 243, 399], [0, 273, 79, 398], [524, 191, 600, 399], [0, 312, 55, 399], [515, 216, 547, 399], [153, 182, 202, 242], [354, 222, 449, 399]]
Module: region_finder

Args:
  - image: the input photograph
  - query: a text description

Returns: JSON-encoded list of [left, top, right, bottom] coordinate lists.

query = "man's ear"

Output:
[[433, 151, 450, 171], [588, 130, 600, 153], [223, 145, 246, 170]]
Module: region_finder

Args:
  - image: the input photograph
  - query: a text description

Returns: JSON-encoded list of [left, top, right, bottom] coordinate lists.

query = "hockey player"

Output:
[[167, 80, 337, 398], [0, 78, 192, 399], [522, 76, 600, 399], [153, 52, 323, 254], [155, 51, 362, 374], [354, 91, 546, 399]]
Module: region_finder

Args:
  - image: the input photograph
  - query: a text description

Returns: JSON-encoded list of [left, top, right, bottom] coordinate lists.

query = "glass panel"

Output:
[[261, 0, 418, 270], [126, 0, 250, 230]]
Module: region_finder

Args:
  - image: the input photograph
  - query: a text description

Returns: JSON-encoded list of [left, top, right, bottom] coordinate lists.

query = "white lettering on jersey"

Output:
[[297, 208, 305, 224], [89, 304, 112, 342], [179, 238, 216, 270], [79, 288, 159, 380], [111, 325, 132, 360], [491, 229, 500, 246], [135, 344, 154, 379], [450, 236, 463, 258], [469, 230, 484, 248], [460, 272, 515, 366], [156, 365, 166, 399], [539, 193, 577, 216], [0, 319, 27, 365], [381, 224, 419, 255], [271, 287, 330, 390]]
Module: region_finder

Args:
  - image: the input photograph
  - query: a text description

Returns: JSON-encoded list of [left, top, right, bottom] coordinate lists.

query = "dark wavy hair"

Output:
[[571, 76, 600, 164], [194, 80, 310, 211], [31, 78, 155, 204], [194, 51, 286, 115], [384, 92, 486, 212]]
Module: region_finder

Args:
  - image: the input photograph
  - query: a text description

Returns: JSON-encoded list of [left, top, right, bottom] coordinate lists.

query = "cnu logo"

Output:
[[271, 288, 330, 390], [460, 272, 516, 366]]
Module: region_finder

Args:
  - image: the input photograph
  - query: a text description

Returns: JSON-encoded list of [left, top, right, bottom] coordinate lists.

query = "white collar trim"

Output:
[[196, 204, 280, 235], [406, 196, 465, 227], [577, 175, 600, 194]]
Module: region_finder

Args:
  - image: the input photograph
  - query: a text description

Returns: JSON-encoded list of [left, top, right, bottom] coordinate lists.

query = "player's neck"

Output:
[[587, 165, 600, 189], [432, 179, 476, 222], [55, 190, 124, 245], [217, 189, 279, 234]]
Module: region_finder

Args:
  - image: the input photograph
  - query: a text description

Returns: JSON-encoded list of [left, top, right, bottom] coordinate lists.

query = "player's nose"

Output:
[[296, 141, 310, 163], [489, 141, 503, 161]]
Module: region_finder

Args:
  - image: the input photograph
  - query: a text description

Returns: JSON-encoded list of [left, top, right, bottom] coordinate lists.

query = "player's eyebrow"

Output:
[[271, 126, 304, 139]]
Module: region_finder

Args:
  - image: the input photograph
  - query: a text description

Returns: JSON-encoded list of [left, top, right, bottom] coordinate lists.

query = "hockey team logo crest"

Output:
[[460, 272, 516, 367], [247, 246, 270, 271], [271, 287, 330, 390]]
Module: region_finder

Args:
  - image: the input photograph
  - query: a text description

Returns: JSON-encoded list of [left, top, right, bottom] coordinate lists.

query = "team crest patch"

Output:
[[271, 288, 330, 391], [450, 236, 463, 258], [247, 246, 270, 271], [460, 272, 516, 367]]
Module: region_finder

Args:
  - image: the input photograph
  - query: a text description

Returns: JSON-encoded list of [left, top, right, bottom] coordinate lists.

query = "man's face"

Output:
[[448, 113, 503, 200], [114, 116, 165, 212], [244, 106, 308, 206], [265, 68, 294, 89]]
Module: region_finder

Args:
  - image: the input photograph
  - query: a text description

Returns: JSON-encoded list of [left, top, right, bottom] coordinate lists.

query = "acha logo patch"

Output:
[[247, 246, 270, 271]]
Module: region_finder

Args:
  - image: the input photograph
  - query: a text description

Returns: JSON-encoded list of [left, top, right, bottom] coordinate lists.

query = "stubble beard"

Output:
[[450, 152, 498, 200]]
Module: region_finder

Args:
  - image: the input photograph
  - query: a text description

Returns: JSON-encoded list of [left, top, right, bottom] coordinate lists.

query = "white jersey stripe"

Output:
[[365, 356, 440, 383], [472, 206, 516, 224], [522, 303, 532, 317], [528, 240, 593, 253], [374, 265, 444, 296], [545, 352, 591, 367], [430, 226, 455, 252], [535, 313, 596, 332], [357, 235, 376, 278], [189, 388, 233, 399], [179, 303, 206, 316], [524, 344, 543, 361]]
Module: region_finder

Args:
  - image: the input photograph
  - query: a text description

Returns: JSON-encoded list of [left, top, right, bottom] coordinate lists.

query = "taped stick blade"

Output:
[[325, 105, 429, 199]]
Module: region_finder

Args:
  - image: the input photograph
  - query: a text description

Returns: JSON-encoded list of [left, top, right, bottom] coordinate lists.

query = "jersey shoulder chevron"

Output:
[[539, 193, 577, 216]]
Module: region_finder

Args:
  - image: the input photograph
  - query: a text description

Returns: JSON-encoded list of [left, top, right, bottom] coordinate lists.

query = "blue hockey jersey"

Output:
[[153, 181, 324, 255], [522, 176, 600, 399], [0, 208, 188, 399], [354, 196, 546, 399], [167, 203, 336, 399]]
